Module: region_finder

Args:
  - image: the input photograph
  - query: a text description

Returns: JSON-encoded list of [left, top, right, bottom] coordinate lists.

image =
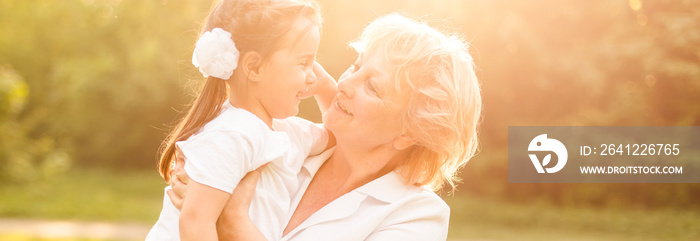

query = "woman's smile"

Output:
[[335, 99, 353, 116]]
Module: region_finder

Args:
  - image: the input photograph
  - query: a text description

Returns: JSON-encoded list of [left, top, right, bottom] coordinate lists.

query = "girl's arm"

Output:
[[169, 159, 268, 241], [313, 62, 337, 150], [179, 181, 230, 241], [311, 61, 337, 117], [215, 169, 268, 241]]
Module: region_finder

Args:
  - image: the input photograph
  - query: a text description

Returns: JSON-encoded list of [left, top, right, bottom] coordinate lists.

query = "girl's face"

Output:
[[324, 50, 410, 149], [255, 18, 320, 120]]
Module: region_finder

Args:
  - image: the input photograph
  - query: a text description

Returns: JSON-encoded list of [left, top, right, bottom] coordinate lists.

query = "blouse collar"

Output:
[[300, 148, 424, 203]]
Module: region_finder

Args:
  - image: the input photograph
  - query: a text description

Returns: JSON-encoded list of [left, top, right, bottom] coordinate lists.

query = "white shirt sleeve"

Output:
[[280, 117, 329, 156], [365, 196, 450, 241], [176, 130, 254, 194]]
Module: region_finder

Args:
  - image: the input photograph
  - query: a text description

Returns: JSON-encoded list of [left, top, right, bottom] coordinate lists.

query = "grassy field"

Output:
[[1, 168, 699, 240], [0, 234, 113, 241], [0, 235, 107, 241], [0, 168, 165, 223], [446, 196, 700, 241]]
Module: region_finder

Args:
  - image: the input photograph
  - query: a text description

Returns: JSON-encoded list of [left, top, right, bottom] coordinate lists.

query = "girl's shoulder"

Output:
[[201, 107, 270, 137], [272, 116, 317, 133], [178, 106, 291, 163]]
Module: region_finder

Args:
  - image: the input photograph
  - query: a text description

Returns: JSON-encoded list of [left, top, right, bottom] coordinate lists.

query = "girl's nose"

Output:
[[306, 70, 317, 85]]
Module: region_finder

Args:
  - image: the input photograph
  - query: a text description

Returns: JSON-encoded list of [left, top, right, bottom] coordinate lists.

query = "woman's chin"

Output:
[[322, 112, 342, 131]]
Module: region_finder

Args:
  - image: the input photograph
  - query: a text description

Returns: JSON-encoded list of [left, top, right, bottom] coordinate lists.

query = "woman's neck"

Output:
[[322, 142, 401, 191]]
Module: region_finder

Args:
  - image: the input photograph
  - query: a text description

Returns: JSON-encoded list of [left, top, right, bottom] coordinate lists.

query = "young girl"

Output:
[[146, 0, 335, 240]]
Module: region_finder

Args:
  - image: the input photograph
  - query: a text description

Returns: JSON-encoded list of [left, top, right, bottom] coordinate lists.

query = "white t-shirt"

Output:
[[280, 148, 450, 241], [146, 101, 328, 241]]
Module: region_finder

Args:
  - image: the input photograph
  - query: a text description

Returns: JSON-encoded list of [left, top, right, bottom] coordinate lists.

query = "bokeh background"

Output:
[[1, 0, 699, 240]]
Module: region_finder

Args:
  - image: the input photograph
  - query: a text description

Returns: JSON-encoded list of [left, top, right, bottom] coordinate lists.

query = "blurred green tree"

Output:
[[0, 0, 211, 173]]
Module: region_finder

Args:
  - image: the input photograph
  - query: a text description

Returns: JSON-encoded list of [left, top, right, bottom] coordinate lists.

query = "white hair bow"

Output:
[[192, 28, 239, 80]]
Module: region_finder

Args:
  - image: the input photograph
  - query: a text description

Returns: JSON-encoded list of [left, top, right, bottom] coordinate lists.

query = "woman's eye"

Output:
[[366, 81, 379, 95]]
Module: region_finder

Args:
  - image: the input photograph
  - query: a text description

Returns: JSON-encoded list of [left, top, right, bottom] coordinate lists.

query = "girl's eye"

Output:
[[300, 60, 313, 68]]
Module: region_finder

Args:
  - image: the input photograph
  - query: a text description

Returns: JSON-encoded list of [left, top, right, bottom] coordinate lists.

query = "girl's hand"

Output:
[[312, 61, 336, 89], [306, 61, 338, 116], [299, 61, 336, 99]]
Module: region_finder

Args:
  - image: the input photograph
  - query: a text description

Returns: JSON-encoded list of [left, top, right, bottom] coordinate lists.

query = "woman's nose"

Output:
[[336, 74, 356, 98]]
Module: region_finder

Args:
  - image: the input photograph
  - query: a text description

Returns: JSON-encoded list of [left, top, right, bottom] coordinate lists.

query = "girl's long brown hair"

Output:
[[158, 0, 321, 182]]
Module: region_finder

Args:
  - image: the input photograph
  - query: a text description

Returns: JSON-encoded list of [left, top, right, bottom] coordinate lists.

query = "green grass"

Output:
[[0, 168, 165, 224], [0, 233, 114, 241], [2, 168, 699, 240], [445, 196, 700, 241]]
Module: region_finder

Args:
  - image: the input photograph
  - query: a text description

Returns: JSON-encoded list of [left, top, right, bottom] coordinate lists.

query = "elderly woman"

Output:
[[169, 13, 481, 240]]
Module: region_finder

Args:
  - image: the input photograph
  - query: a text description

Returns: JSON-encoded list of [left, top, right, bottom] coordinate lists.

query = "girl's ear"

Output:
[[393, 132, 418, 150], [240, 51, 263, 82]]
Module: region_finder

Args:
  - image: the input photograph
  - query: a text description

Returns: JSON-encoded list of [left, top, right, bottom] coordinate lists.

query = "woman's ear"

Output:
[[240, 51, 263, 82], [393, 132, 417, 150]]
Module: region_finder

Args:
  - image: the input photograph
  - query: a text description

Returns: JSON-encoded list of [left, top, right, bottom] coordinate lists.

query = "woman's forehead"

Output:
[[358, 51, 394, 80], [364, 51, 416, 102]]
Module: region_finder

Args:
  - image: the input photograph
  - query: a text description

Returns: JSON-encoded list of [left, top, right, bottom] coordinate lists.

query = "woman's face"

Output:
[[324, 50, 410, 149]]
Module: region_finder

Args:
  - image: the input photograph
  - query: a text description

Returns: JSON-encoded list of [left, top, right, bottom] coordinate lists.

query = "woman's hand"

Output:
[[220, 166, 262, 220], [167, 151, 190, 210], [167, 149, 267, 241], [167, 154, 264, 216], [216, 166, 268, 241]]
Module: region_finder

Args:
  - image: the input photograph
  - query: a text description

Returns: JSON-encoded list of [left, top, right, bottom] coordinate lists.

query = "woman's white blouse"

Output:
[[281, 149, 450, 241]]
